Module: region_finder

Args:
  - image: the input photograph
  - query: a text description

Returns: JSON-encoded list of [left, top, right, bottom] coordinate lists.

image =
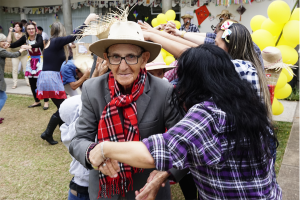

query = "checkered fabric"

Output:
[[36, 71, 67, 99], [143, 100, 282, 199], [164, 60, 178, 82], [179, 24, 200, 33], [97, 69, 146, 198], [232, 59, 261, 98]]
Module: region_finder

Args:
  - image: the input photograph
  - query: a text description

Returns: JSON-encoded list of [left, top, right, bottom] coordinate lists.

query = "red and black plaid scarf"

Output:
[[97, 69, 147, 198]]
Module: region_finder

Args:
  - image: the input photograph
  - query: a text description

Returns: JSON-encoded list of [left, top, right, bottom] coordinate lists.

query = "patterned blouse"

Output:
[[142, 100, 282, 200]]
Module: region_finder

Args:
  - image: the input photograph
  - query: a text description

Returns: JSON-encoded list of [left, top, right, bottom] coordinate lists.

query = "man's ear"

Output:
[[103, 53, 111, 70], [141, 52, 150, 69]]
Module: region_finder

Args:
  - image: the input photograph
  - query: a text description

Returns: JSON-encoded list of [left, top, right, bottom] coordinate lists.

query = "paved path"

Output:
[[277, 102, 299, 200], [5, 78, 32, 96]]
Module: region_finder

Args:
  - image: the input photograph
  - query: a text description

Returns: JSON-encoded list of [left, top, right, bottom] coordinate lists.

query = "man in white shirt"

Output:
[[37, 26, 49, 46]]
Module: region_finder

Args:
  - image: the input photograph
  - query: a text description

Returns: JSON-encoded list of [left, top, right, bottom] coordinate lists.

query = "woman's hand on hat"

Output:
[[141, 31, 153, 41], [84, 13, 99, 24]]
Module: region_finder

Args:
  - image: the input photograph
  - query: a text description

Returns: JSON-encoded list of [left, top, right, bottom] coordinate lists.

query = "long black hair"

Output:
[[174, 44, 277, 179]]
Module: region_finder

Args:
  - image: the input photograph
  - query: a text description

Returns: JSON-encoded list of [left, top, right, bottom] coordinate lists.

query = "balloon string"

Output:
[[275, 0, 298, 46]]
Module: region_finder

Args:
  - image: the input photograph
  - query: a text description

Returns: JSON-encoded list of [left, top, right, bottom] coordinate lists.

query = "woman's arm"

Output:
[[9, 35, 26, 48], [7, 27, 13, 43], [90, 141, 155, 169], [30, 34, 44, 49], [143, 32, 189, 58], [139, 22, 198, 48]]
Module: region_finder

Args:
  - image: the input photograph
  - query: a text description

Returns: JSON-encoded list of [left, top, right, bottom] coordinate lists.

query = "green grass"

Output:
[[285, 87, 299, 101], [4, 71, 25, 79], [0, 94, 293, 199]]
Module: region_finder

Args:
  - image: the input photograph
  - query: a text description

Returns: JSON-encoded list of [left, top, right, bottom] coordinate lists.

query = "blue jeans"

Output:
[[0, 91, 7, 111], [68, 189, 90, 200]]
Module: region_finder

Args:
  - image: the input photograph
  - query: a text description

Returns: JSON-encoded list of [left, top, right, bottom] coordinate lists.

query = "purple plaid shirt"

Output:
[[143, 100, 282, 200], [179, 24, 200, 33]]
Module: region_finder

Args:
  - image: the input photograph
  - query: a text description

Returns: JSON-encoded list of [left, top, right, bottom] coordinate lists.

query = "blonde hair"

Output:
[[49, 22, 69, 63], [0, 33, 7, 42]]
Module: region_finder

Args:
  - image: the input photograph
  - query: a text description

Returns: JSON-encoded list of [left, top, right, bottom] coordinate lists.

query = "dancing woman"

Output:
[[9, 22, 49, 109], [38, 13, 98, 145]]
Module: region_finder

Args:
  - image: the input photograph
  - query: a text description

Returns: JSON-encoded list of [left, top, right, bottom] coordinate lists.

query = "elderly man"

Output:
[[179, 14, 199, 33], [69, 21, 185, 200]]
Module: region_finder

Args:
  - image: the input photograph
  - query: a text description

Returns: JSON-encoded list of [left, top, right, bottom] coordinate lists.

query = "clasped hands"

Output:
[[89, 143, 170, 200]]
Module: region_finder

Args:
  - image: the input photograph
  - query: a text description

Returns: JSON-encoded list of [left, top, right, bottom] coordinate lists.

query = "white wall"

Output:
[[180, 0, 298, 33]]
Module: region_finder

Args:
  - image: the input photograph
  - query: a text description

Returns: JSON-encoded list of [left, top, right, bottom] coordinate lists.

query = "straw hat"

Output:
[[73, 55, 94, 74], [262, 47, 293, 70], [89, 21, 161, 63], [146, 53, 176, 73], [181, 14, 194, 19], [216, 10, 234, 18]]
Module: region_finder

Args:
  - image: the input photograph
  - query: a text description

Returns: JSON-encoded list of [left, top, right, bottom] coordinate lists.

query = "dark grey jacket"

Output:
[[69, 72, 184, 200], [0, 48, 21, 91]]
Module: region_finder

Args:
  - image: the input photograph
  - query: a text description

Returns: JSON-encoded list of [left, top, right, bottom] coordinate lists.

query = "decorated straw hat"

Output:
[[146, 53, 176, 73], [216, 10, 234, 18], [262, 47, 294, 70], [89, 21, 161, 63], [181, 14, 194, 19], [74, 55, 94, 74]]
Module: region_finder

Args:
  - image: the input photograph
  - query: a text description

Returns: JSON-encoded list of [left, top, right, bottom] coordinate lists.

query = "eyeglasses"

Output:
[[107, 52, 144, 65]]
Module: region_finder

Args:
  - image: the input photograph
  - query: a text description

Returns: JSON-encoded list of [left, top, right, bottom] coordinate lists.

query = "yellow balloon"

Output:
[[261, 18, 283, 37], [174, 20, 181, 29], [164, 56, 175, 65], [276, 45, 298, 65], [165, 10, 176, 21], [277, 101, 284, 115], [290, 8, 299, 21], [282, 20, 300, 45], [157, 14, 167, 25], [151, 18, 159, 27], [161, 51, 167, 59], [282, 67, 294, 82], [161, 48, 167, 54], [272, 97, 280, 115], [166, 51, 172, 56], [268, 0, 291, 24], [251, 29, 275, 50], [277, 37, 297, 48], [250, 15, 267, 32], [275, 83, 292, 99], [275, 72, 287, 89]]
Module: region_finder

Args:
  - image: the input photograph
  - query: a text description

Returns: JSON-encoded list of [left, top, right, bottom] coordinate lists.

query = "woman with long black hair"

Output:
[[37, 14, 98, 145], [78, 44, 282, 200]]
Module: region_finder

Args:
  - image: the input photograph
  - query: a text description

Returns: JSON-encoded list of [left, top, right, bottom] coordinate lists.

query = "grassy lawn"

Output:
[[0, 94, 293, 200]]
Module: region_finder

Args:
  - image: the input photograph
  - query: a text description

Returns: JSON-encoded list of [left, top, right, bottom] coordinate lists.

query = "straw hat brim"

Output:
[[74, 55, 94, 74], [146, 64, 176, 72], [263, 59, 293, 70], [89, 39, 162, 63], [181, 15, 193, 19]]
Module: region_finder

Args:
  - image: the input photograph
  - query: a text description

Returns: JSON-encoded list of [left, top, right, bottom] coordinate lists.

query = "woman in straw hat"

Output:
[[86, 44, 282, 200], [145, 53, 174, 80], [37, 13, 99, 145], [69, 21, 184, 200], [179, 14, 200, 33], [0, 33, 27, 124]]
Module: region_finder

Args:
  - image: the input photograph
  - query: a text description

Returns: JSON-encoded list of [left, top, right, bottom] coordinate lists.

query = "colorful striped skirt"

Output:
[[36, 71, 67, 100]]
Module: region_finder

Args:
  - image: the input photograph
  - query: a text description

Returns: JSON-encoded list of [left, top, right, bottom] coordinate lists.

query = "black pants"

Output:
[[179, 173, 198, 200], [29, 78, 49, 103], [51, 98, 65, 120]]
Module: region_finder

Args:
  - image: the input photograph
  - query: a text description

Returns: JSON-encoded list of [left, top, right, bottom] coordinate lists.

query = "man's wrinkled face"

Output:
[[104, 44, 150, 92]]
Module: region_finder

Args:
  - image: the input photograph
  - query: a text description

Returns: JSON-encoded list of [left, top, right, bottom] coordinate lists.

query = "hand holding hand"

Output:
[[9, 27, 13, 32], [135, 170, 169, 200], [89, 143, 105, 168], [21, 45, 31, 50], [83, 68, 91, 79], [98, 158, 120, 178], [139, 21, 155, 32]]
